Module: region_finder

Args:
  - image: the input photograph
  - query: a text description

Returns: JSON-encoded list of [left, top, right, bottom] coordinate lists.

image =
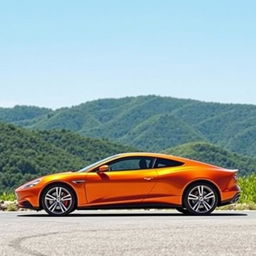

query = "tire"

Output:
[[41, 183, 76, 216], [183, 182, 218, 215], [176, 207, 190, 214]]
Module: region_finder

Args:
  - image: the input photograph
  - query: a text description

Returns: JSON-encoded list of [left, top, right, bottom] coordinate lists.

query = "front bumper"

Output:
[[17, 200, 40, 210], [15, 186, 41, 209]]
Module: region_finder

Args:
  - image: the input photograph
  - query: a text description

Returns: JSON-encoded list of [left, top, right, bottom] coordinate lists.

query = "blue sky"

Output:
[[0, 0, 255, 109]]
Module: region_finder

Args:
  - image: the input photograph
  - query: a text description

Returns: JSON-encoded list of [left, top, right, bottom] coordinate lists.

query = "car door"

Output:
[[85, 156, 158, 206], [142, 157, 185, 205]]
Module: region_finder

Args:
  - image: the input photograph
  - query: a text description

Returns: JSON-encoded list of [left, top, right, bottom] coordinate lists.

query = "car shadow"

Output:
[[17, 212, 248, 217]]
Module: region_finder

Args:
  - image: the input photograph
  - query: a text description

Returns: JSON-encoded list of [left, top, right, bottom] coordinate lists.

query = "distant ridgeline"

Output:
[[0, 95, 255, 156], [0, 95, 256, 191]]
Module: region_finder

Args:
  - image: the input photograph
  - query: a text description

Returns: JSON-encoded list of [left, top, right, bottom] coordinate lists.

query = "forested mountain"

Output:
[[0, 105, 52, 126], [0, 120, 256, 192], [0, 123, 134, 192], [164, 142, 256, 176], [0, 96, 255, 156]]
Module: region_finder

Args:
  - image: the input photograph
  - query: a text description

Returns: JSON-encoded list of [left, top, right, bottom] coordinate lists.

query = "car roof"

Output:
[[117, 152, 190, 163], [116, 152, 220, 168]]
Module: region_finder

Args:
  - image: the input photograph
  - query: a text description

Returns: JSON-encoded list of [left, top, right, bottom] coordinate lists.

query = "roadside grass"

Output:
[[6, 203, 18, 211], [238, 174, 256, 203], [218, 202, 256, 210], [218, 174, 256, 211], [0, 174, 255, 211], [0, 192, 18, 211], [0, 192, 16, 201]]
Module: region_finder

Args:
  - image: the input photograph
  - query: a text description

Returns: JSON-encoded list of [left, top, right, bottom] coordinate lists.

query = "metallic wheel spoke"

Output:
[[202, 201, 211, 211], [204, 192, 214, 200], [55, 187, 58, 197], [196, 202, 201, 211], [52, 202, 58, 212], [192, 201, 200, 210], [45, 194, 56, 201], [59, 187, 62, 197], [58, 203, 64, 212], [49, 202, 58, 211], [56, 187, 62, 198], [61, 195, 72, 201], [198, 185, 204, 196], [60, 202, 67, 212], [188, 193, 199, 200], [52, 203, 58, 212]]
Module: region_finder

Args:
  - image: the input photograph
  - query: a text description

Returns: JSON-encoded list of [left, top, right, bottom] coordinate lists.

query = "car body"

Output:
[[15, 152, 240, 216]]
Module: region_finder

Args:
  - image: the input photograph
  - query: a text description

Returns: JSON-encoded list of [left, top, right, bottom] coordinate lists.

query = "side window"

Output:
[[108, 157, 154, 171], [154, 158, 184, 168]]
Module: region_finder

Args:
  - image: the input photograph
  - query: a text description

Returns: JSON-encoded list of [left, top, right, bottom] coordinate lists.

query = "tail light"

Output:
[[233, 172, 238, 181]]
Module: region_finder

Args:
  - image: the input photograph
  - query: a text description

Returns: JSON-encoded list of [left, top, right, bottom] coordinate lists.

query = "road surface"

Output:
[[0, 210, 255, 256]]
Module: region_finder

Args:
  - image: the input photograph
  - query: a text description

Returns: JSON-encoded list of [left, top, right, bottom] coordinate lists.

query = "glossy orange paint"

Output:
[[15, 152, 240, 211]]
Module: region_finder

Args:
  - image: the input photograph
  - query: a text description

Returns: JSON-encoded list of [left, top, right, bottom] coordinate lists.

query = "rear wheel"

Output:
[[41, 184, 76, 216], [183, 182, 218, 215]]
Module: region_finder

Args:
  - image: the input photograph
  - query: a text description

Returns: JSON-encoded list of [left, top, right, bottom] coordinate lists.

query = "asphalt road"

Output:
[[0, 210, 255, 256]]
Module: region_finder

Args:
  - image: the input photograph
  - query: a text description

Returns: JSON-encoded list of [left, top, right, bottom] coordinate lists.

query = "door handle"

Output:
[[144, 177, 154, 181]]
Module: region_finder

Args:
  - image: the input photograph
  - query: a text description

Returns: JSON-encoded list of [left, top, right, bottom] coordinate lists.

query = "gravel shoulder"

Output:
[[0, 210, 255, 256]]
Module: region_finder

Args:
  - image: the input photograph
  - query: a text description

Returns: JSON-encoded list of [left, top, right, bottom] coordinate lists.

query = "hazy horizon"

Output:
[[1, 94, 256, 110]]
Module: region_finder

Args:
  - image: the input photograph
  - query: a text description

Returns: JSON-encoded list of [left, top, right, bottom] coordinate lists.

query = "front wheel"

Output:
[[41, 184, 76, 216], [183, 182, 218, 215]]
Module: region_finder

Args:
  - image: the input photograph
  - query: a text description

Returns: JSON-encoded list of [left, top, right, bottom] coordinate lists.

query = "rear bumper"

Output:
[[219, 192, 241, 206]]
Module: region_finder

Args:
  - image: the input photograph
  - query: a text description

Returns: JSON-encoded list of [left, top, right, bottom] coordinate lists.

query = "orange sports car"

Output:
[[15, 152, 240, 216]]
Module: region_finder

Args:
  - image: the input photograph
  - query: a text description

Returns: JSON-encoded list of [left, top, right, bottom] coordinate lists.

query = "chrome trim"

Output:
[[72, 180, 86, 184], [144, 177, 154, 181]]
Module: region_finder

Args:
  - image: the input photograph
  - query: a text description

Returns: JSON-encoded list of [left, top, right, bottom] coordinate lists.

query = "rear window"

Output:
[[154, 158, 184, 168]]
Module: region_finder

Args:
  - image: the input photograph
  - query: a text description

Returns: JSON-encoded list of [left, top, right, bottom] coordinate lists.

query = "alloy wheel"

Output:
[[185, 184, 217, 214], [43, 185, 74, 215]]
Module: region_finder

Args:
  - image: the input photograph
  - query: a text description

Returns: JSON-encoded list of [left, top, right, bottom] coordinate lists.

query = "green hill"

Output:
[[1, 96, 256, 156], [0, 105, 52, 126], [163, 142, 256, 176], [37, 130, 135, 163], [0, 121, 255, 192], [119, 113, 203, 151], [0, 123, 134, 192]]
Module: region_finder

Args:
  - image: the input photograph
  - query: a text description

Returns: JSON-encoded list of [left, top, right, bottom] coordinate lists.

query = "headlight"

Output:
[[22, 178, 42, 189]]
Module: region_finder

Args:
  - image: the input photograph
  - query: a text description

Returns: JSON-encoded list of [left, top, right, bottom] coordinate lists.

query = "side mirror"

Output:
[[98, 165, 110, 173]]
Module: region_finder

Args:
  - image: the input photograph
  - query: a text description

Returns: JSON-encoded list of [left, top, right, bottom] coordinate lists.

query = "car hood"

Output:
[[41, 171, 75, 180]]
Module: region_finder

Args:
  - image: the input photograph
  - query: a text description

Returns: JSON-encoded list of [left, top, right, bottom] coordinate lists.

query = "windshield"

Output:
[[77, 155, 119, 172]]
